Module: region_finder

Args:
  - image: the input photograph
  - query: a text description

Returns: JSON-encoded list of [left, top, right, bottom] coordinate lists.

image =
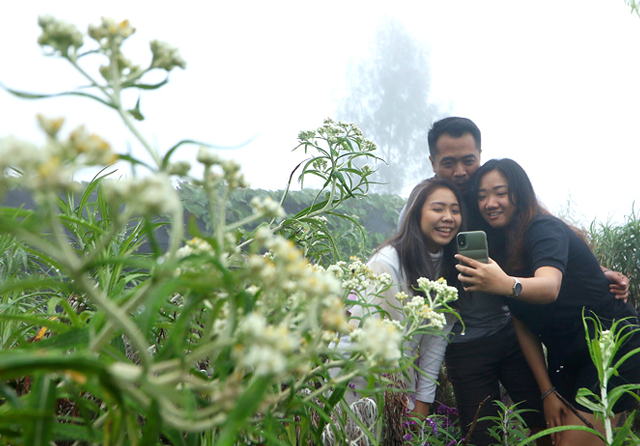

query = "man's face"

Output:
[[430, 133, 481, 194]]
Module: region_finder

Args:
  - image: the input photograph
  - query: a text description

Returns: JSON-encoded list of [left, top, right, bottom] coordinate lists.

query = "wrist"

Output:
[[541, 386, 556, 399], [507, 277, 522, 297]]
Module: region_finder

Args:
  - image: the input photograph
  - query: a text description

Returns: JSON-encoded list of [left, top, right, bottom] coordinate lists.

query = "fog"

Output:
[[2, 1, 640, 225]]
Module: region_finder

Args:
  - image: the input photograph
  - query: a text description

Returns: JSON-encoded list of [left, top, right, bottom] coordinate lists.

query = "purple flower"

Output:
[[404, 433, 413, 441], [446, 441, 457, 446], [425, 417, 438, 436], [348, 382, 356, 397]]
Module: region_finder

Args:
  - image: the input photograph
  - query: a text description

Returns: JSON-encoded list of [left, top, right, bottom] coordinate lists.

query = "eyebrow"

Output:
[[429, 201, 460, 207], [478, 184, 508, 192], [440, 154, 477, 162]]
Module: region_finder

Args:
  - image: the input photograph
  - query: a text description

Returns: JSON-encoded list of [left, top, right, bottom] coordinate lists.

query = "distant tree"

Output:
[[337, 17, 441, 194]]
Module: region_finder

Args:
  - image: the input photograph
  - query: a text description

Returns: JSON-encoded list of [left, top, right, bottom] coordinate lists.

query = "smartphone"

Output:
[[457, 231, 489, 264]]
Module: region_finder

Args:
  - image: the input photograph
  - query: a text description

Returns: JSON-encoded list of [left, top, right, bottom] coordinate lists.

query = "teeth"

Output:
[[436, 228, 452, 233]]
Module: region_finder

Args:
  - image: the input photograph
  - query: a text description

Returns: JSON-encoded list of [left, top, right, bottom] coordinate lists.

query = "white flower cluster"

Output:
[[66, 125, 118, 165], [236, 312, 301, 376], [150, 39, 187, 71], [598, 329, 615, 367], [38, 15, 84, 56], [310, 118, 377, 153], [250, 196, 285, 219], [351, 318, 403, 366], [405, 295, 447, 330], [176, 237, 215, 259], [297, 130, 316, 142], [340, 257, 375, 291], [88, 17, 136, 47], [337, 257, 391, 295], [196, 147, 221, 166], [167, 161, 191, 176], [102, 173, 181, 216], [321, 296, 350, 333], [416, 277, 459, 307], [0, 136, 42, 173], [0, 119, 119, 193], [247, 229, 346, 332], [326, 264, 344, 279], [212, 301, 230, 337], [196, 148, 249, 189], [401, 277, 458, 330]]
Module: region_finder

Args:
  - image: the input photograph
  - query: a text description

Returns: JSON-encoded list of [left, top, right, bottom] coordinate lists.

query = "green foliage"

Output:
[[480, 401, 532, 446], [589, 206, 640, 308], [178, 183, 405, 263]]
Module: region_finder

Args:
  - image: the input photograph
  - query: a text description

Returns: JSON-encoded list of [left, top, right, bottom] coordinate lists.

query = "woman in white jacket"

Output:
[[350, 177, 466, 416]]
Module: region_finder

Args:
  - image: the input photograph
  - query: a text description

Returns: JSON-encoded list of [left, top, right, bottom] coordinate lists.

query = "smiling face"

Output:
[[420, 187, 462, 253], [477, 169, 516, 228], [430, 133, 481, 194]]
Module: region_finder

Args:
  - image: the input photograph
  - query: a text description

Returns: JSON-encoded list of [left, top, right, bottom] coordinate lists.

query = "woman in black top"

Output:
[[456, 158, 640, 446]]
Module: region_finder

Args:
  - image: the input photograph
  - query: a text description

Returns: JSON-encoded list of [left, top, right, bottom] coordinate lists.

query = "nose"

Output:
[[485, 195, 499, 209], [442, 209, 454, 222], [453, 162, 467, 178]]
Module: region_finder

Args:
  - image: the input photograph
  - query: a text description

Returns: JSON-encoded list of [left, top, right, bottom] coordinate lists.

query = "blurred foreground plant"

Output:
[[0, 15, 456, 446]]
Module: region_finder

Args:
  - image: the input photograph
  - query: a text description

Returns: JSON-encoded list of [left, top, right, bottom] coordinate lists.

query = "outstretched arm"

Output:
[[455, 254, 562, 304], [512, 317, 567, 445]]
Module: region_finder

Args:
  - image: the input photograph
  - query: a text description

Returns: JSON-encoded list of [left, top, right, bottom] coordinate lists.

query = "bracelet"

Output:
[[603, 269, 611, 273], [541, 386, 556, 400]]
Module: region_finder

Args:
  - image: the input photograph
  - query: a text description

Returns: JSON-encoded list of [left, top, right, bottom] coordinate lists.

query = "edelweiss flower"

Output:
[[38, 15, 84, 56], [250, 196, 285, 219], [88, 17, 136, 47], [351, 318, 403, 366], [102, 173, 180, 216], [150, 40, 186, 71]]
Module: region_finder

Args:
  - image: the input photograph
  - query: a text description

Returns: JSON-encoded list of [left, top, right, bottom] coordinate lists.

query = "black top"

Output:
[[505, 215, 637, 349]]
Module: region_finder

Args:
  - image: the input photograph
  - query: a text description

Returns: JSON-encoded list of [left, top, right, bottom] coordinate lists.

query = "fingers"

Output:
[[610, 284, 629, 302], [455, 253, 478, 267]]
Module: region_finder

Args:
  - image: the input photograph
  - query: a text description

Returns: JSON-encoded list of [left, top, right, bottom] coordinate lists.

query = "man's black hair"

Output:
[[427, 117, 482, 158]]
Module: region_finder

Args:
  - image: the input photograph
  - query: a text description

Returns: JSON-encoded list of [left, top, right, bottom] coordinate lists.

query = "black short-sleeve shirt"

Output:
[[506, 215, 636, 349]]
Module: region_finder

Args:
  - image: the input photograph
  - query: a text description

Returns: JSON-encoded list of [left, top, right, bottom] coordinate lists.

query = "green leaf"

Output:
[[0, 313, 71, 333], [123, 77, 169, 90], [0, 82, 116, 110], [22, 327, 90, 351], [24, 374, 57, 446], [52, 422, 97, 442], [140, 399, 162, 446], [117, 154, 154, 170], [128, 95, 145, 121]]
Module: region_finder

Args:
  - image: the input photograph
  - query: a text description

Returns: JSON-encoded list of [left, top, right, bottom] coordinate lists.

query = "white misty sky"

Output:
[[1, 1, 640, 225]]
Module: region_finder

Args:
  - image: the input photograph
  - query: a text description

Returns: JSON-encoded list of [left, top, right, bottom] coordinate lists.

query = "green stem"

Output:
[[601, 383, 613, 444]]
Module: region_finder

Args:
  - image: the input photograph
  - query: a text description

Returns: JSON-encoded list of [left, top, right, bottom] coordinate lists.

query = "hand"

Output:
[[543, 392, 567, 445], [454, 254, 513, 296], [604, 269, 629, 303]]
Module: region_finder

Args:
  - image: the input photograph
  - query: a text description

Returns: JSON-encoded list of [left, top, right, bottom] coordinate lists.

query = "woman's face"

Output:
[[420, 187, 462, 253], [477, 169, 516, 228]]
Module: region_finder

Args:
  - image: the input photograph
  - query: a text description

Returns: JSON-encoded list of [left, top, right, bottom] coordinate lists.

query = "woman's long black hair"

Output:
[[377, 177, 466, 296], [469, 158, 548, 274]]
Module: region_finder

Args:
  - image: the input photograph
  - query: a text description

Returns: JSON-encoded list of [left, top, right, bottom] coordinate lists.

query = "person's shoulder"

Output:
[[529, 214, 567, 231], [368, 245, 399, 266], [526, 214, 572, 244]]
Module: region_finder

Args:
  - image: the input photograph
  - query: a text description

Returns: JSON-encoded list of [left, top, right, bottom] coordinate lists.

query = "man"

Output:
[[415, 117, 629, 446]]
